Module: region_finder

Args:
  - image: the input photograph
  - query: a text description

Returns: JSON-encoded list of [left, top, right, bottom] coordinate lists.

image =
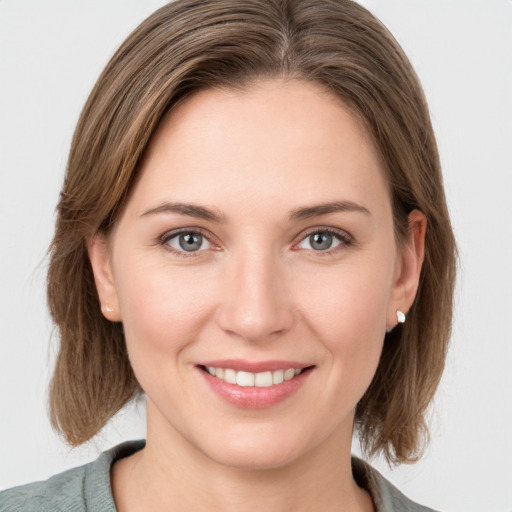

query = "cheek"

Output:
[[298, 262, 392, 339], [113, 258, 217, 373], [294, 255, 394, 390]]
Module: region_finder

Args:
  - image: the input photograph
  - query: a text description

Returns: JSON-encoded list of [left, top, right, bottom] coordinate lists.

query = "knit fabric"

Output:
[[0, 440, 438, 512]]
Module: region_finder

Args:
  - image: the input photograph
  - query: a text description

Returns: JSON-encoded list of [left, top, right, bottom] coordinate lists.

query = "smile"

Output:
[[198, 360, 314, 408], [203, 366, 303, 387]]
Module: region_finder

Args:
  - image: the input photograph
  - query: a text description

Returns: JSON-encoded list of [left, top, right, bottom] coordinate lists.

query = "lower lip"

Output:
[[198, 367, 313, 409]]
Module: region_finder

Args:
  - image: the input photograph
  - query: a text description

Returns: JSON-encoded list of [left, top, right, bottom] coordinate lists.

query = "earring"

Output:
[[396, 310, 406, 324], [104, 305, 113, 313]]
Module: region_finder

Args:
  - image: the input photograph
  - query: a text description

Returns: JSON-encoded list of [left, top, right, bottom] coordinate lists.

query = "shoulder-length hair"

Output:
[[47, 0, 456, 464]]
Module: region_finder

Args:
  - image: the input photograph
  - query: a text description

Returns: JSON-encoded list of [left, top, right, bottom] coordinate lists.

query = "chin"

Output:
[[188, 423, 323, 472], [204, 443, 304, 472]]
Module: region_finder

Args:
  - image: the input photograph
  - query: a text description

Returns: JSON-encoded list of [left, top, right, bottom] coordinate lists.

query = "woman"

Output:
[[0, 0, 456, 511]]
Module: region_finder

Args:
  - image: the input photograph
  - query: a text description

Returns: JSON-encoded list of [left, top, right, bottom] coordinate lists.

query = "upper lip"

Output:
[[197, 359, 313, 373]]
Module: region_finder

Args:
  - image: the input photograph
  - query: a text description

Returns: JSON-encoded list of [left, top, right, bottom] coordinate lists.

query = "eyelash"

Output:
[[295, 227, 354, 256], [158, 227, 217, 258], [158, 226, 353, 258]]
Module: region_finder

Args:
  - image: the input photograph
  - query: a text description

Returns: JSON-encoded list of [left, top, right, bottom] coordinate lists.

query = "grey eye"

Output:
[[310, 232, 333, 250], [298, 231, 342, 251], [168, 232, 211, 252]]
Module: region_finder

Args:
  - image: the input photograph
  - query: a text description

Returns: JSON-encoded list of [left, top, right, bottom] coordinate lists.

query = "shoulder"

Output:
[[0, 464, 88, 512], [352, 457, 441, 512], [0, 440, 145, 512]]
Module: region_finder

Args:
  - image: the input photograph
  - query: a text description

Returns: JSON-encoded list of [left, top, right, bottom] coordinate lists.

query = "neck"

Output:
[[112, 408, 373, 512]]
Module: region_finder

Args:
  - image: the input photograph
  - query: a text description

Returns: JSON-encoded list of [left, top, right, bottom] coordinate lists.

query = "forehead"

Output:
[[128, 79, 389, 220]]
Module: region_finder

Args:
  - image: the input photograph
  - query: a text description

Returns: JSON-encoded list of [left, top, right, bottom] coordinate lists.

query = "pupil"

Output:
[[311, 232, 332, 250], [179, 233, 202, 251]]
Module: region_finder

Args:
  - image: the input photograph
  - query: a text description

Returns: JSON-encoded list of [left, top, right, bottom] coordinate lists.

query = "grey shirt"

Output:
[[0, 440, 438, 511]]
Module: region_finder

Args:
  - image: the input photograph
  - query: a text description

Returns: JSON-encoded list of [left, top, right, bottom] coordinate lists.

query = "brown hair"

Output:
[[47, 0, 456, 464]]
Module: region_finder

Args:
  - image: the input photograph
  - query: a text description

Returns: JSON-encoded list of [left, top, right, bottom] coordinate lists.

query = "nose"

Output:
[[216, 249, 295, 343]]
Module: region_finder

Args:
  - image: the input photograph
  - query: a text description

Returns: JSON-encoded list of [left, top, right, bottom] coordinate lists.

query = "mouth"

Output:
[[199, 365, 312, 387], [196, 361, 315, 408]]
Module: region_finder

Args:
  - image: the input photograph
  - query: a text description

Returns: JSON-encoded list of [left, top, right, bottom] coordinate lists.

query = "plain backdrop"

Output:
[[1, 1, 511, 511]]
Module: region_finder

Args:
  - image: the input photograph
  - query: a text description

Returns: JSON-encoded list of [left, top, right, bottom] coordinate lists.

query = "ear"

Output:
[[87, 234, 122, 322], [387, 210, 427, 330]]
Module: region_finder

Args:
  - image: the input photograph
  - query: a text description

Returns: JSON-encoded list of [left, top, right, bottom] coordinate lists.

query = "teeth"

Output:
[[255, 371, 272, 387], [284, 369, 295, 381], [236, 371, 254, 387], [273, 369, 284, 384], [224, 368, 237, 384], [205, 366, 304, 387]]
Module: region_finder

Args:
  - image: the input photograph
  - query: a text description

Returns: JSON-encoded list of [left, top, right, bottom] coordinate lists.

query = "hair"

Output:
[[47, 0, 456, 464]]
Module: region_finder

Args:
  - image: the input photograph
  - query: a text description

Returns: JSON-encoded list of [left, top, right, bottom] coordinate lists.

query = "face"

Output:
[[90, 79, 424, 470]]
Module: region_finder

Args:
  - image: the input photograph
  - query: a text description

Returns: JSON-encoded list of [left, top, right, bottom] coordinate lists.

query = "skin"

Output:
[[89, 79, 426, 512]]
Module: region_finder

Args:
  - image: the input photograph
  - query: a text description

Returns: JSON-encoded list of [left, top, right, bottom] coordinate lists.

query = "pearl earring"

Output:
[[104, 305, 113, 313], [396, 310, 406, 323]]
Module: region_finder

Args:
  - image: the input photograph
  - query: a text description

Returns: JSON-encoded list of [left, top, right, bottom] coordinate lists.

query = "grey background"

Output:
[[1, 1, 511, 511]]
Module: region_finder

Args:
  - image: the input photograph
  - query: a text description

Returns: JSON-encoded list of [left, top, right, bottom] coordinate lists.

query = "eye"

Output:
[[164, 231, 213, 253], [296, 229, 350, 252]]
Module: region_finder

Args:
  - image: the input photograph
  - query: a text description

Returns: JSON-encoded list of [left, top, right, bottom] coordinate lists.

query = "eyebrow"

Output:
[[140, 200, 370, 223], [288, 201, 371, 221], [140, 202, 226, 223]]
